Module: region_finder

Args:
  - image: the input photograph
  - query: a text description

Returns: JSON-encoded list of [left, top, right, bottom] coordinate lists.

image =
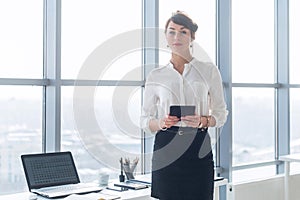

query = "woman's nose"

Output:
[[174, 32, 181, 39]]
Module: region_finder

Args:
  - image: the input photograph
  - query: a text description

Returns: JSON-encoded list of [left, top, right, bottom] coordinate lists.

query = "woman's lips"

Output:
[[172, 43, 182, 46]]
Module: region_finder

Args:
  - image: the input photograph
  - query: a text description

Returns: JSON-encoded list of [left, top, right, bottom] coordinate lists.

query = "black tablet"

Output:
[[169, 105, 196, 118]]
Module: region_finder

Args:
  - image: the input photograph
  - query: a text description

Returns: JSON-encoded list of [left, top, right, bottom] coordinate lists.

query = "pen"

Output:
[[120, 158, 123, 175], [119, 158, 125, 182]]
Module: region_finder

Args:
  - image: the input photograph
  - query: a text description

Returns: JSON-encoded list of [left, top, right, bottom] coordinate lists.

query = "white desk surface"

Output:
[[0, 179, 228, 200], [279, 153, 300, 162], [0, 188, 152, 200]]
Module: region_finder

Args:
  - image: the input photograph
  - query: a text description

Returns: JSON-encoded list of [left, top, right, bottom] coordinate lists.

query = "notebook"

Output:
[[114, 181, 148, 190], [21, 151, 103, 198]]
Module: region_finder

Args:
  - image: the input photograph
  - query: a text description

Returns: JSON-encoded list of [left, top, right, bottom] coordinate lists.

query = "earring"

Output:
[[190, 43, 194, 54]]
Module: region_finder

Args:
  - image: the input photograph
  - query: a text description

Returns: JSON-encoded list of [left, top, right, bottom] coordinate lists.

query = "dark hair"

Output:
[[165, 11, 198, 39]]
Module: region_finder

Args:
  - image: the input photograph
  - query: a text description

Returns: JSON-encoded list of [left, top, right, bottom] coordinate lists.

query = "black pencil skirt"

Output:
[[151, 126, 214, 200]]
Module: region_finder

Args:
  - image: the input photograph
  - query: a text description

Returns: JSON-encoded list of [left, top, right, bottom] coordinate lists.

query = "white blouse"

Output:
[[140, 58, 228, 134]]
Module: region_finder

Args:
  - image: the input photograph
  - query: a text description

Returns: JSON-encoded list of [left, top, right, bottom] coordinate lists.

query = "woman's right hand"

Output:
[[160, 115, 180, 129]]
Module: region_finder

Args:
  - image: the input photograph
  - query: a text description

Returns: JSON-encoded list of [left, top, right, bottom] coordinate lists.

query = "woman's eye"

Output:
[[168, 31, 175, 35], [181, 31, 187, 35]]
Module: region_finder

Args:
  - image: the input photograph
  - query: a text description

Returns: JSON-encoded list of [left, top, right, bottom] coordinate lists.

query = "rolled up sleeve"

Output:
[[140, 77, 159, 134], [209, 66, 228, 128]]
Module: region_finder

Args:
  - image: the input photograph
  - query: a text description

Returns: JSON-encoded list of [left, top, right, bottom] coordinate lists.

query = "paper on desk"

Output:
[[64, 192, 120, 200]]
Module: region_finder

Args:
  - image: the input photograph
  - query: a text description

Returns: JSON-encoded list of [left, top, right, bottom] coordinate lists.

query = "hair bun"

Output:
[[192, 23, 198, 32]]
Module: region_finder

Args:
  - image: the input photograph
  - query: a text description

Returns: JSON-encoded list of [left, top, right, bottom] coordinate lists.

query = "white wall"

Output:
[[228, 174, 300, 200]]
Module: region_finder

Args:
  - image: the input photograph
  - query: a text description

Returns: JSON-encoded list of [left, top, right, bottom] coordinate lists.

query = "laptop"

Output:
[[21, 151, 103, 198]]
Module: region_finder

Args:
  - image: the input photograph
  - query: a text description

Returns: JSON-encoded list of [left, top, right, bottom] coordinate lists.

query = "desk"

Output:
[[0, 179, 228, 200], [0, 189, 152, 200], [279, 153, 300, 200]]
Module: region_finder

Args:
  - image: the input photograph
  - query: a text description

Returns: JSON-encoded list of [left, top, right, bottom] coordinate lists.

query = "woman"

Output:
[[140, 11, 228, 200]]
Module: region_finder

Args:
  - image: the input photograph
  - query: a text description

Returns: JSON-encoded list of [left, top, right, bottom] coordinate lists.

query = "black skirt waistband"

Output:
[[161, 126, 208, 135]]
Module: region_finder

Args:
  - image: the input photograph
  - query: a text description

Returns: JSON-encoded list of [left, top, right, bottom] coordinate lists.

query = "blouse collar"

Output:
[[167, 57, 195, 75]]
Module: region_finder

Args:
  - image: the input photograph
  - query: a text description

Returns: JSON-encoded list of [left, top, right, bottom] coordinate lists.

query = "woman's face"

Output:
[[165, 21, 193, 56]]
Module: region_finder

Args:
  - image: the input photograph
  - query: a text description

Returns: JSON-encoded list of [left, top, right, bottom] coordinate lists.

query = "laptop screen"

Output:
[[21, 151, 80, 190]]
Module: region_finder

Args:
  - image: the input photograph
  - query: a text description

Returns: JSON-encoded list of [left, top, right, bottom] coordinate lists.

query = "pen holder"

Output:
[[123, 164, 135, 180], [122, 157, 139, 180]]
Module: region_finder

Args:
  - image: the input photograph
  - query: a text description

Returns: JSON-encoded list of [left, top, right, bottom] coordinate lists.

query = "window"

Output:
[[0, 0, 43, 195], [290, 89, 300, 154], [62, 86, 142, 181], [61, 0, 141, 80], [232, 88, 275, 166], [290, 88, 300, 173], [61, 0, 142, 181], [289, 0, 300, 84], [231, 0, 276, 182], [232, 0, 274, 83], [0, 86, 43, 194], [289, 1, 300, 173], [0, 0, 43, 78], [289, 0, 300, 157]]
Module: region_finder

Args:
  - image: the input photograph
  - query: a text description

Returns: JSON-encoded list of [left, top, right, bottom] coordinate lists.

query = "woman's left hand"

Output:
[[181, 115, 208, 128]]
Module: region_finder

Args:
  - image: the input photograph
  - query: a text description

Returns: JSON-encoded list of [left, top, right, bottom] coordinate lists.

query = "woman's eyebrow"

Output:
[[168, 26, 187, 30]]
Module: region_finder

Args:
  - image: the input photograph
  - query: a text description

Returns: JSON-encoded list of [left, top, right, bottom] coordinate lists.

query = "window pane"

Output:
[[0, 86, 42, 195], [0, 0, 43, 78], [232, 88, 275, 166], [290, 88, 300, 154], [98, 51, 142, 81], [232, 0, 274, 83], [62, 86, 141, 182], [289, 0, 300, 84], [159, 0, 216, 64], [290, 88, 300, 176], [61, 0, 142, 80]]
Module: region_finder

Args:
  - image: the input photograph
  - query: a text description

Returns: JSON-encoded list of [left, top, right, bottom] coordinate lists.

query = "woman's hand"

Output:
[[181, 115, 210, 128], [160, 115, 180, 129]]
